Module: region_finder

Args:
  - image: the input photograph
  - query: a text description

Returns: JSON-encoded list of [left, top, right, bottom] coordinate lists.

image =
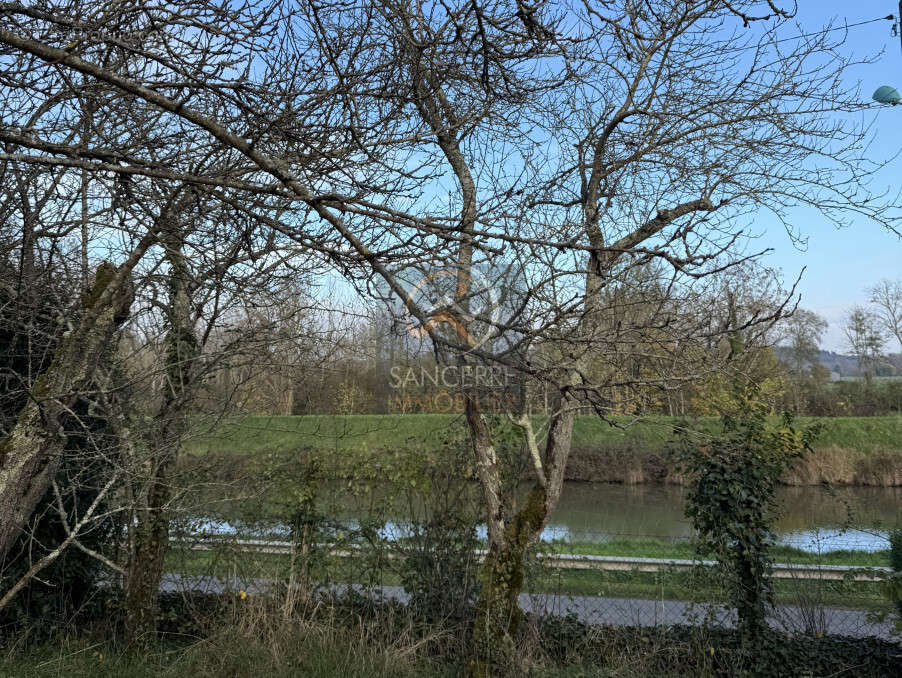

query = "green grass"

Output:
[[806, 416, 902, 455], [170, 537, 891, 568], [184, 414, 902, 458], [0, 651, 686, 678], [534, 568, 890, 611], [183, 414, 459, 456], [548, 539, 890, 567], [0, 647, 169, 678]]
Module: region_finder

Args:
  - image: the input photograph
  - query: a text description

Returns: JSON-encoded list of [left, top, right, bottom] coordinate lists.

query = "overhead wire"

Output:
[[717, 14, 896, 54]]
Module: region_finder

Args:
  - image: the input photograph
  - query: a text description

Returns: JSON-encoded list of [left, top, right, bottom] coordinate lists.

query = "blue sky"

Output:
[[759, 1, 902, 350]]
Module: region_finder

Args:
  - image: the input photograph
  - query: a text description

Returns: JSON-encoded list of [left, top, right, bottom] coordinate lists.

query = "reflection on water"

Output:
[[548, 484, 900, 552], [187, 482, 902, 554], [779, 529, 887, 553]]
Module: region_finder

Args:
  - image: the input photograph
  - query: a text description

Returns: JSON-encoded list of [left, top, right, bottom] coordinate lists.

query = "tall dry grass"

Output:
[[784, 446, 902, 486], [565, 444, 902, 486], [178, 601, 450, 678]]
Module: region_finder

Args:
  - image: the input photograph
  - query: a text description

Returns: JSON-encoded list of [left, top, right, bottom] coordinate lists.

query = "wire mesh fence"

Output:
[[163, 519, 900, 641]]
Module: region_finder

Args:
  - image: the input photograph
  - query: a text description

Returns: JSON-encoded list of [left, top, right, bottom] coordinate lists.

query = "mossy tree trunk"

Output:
[[466, 400, 575, 677], [470, 487, 548, 677], [123, 442, 178, 642], [0, 263, 133, 563], [124, 224, 198, 643]]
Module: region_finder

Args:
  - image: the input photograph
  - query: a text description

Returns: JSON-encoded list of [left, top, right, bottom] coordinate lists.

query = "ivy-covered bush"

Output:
[[676, 381, 818, 645], [882, 528, 902, 630], [538, 617, 902, 678]]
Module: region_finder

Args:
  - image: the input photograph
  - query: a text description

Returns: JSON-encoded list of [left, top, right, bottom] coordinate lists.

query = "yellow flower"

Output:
[[238, 590, 248, 600]]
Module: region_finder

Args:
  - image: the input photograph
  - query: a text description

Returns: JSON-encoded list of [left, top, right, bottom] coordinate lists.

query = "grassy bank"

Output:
[[540, 569, 889, 611], [4, 628, 898, 678], [552, 540, 890, 566], [183, 414, 902, 485], [7, 621, 897, 678], [169, 538, 892, 568], [184, 414, 902, 456]]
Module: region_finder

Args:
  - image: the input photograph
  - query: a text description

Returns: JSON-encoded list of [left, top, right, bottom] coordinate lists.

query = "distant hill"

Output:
[[813, 350, 864, 377], [773, 347, 901, 377]]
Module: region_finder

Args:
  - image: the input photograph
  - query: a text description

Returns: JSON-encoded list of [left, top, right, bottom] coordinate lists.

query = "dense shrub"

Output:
[[395, 431, 482, 624], [792, 378, 902, 416], [538, 617, 902, 678], [676, 382, 816, 641], [0, 265, 119, 632]]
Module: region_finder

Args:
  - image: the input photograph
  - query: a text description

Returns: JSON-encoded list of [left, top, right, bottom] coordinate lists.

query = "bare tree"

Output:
[[770, 307, 827, 411], [781, 309, 828, 376], [0, 2, 900, 670], [0, 261, 138, 561], [182, 2, 885, 671], [0, 1, 367, 622], [0, 0, 350, 572], [868, 279, 902, 352], [844, 305, 885, 375]]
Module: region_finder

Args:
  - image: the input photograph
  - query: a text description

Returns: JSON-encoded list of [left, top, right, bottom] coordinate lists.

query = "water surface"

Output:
[[188, 482, 902, 553]]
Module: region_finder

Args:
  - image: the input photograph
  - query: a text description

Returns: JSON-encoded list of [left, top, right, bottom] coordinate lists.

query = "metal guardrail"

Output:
[[171, 537, 890, 582]]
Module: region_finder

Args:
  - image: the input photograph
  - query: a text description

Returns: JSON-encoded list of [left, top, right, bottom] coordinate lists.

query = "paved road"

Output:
[[159, 574, 896, 639]]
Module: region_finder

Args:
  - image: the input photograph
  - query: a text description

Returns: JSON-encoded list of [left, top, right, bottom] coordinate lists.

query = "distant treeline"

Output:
[[212, 345, 902, 418], [786, 378, 902, 417]]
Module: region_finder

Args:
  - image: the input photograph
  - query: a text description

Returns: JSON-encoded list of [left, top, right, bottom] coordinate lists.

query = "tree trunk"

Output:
[[465, 388, 575, 676], [0, 263, 132, 562], [735, 540, 767, 639], [124, 225, 197, 643], [123, 444, 177, 642], [470, 487, 548, 677]]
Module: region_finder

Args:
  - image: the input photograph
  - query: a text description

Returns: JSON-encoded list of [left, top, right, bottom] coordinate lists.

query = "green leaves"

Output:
[[676, 379, 818, 646]]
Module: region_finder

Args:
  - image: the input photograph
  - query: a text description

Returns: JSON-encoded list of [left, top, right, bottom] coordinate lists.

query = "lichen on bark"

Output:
[[124, 228, 197, 643], [0, 262, 132, 563], [470, 486, 547, 677]]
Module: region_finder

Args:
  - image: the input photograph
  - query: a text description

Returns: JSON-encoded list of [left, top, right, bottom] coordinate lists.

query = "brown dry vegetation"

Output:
[[566, 445, 902, 486]]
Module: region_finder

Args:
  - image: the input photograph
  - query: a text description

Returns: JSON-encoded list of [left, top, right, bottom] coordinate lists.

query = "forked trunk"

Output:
[[465, 391, 575, 676], [470, 487, 548, 677]]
